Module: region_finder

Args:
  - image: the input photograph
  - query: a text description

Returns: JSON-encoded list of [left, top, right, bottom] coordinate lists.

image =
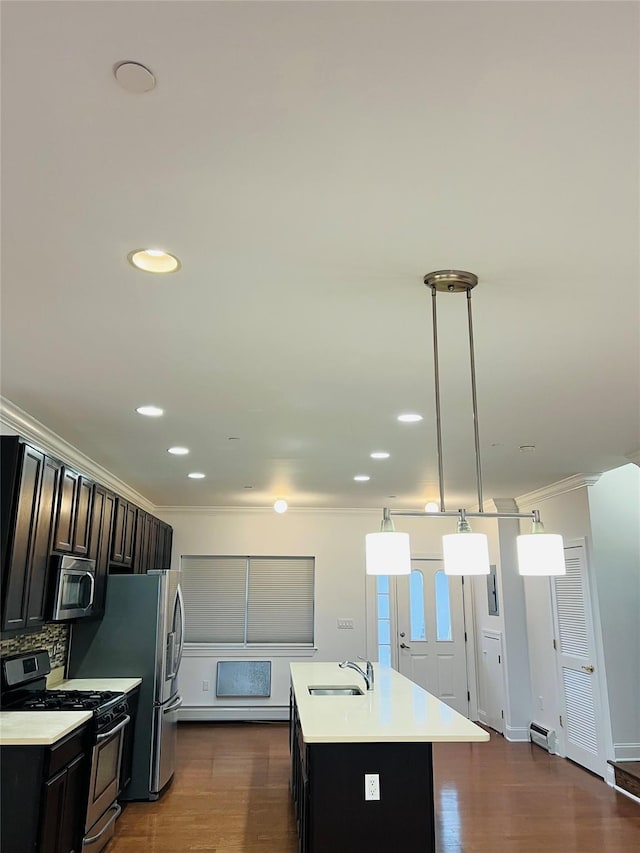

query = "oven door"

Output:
[[85, 714, 130, 840]]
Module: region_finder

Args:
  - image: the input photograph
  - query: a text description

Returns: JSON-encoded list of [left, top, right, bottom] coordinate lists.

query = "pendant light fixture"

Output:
[[365, 270, 565, 577], [365, 508, 411, 575]]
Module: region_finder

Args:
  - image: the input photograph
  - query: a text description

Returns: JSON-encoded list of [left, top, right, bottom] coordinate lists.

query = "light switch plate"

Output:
[[337, 618, 354, 629]]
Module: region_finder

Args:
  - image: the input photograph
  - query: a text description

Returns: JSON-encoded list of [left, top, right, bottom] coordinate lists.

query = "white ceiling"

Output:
[[1, 1, 638, 511]]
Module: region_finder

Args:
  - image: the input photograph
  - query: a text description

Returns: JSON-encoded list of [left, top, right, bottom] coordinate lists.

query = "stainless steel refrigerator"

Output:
[[69, 570, 185, 800]]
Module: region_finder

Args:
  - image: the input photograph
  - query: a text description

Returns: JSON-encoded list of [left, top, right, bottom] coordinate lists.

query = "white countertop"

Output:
[[0, 710, 93, 746], [0, 677, 142, 746], [57, 677, 142, 694], [290, 662, 490, 744]]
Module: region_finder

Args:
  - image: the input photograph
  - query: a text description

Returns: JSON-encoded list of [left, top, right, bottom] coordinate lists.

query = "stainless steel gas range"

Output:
[[1, 649, 130, 852]]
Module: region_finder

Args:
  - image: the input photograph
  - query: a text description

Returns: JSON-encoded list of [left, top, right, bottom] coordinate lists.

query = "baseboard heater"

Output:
[[529, 722, 557, 754]]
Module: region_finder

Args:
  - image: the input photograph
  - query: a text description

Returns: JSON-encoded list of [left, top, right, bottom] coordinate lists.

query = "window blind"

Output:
[[181, 555, 314, 645]]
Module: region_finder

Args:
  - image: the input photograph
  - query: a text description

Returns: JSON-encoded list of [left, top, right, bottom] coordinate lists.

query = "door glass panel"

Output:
[[435, 570, 452, 641], [410, 570, 426, 640], [95, 736, 120, 799], [376, 576, 391, 667]]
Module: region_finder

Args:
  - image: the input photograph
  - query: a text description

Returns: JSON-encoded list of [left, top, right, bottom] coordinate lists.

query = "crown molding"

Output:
[[155, 505, 384, 516], [0, 396, 155, 512], [626, 449, 640, 467], [517, 474, 601, 507]]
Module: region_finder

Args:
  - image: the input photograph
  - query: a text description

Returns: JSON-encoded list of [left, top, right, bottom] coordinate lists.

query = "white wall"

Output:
[[157, 507, 502, 721], [159, 508, 384, 718], [588, 464, 640, 759], [518, 485, 594, 739]]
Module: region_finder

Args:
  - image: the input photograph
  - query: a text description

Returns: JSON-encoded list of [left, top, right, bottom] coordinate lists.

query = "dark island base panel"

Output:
[[303, 741, 435, 852]]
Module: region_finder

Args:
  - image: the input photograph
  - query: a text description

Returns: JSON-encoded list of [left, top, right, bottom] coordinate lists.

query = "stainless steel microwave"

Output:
[[50, 555, 96, 621]]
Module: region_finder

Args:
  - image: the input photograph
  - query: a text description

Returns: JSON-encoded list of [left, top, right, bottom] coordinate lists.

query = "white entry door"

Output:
[[396, 559, 469, 716], [551, 542, 605, 777]]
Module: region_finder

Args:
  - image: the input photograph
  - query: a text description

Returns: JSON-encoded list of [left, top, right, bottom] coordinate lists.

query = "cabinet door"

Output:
[[147, 516, 159, 571], [89, 485, 115, 618], [39, 767, 67, 853], [2, 445, 44, 632], [71, 477, 93, 556], [58, 752, 86, 853], [110, 499, 127, 564], [123, 503, 136, 566], [133, 510, 148, 574], [26, 456, 60, 628], [53, 468, 78, 553]]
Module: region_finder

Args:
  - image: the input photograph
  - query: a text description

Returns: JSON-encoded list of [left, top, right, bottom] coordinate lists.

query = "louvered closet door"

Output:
[[551, 543, 604, 776]]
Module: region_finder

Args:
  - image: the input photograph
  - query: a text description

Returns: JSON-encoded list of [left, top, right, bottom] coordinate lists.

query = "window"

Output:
[[435, 570, 452, 641], [181, 555, 314, 645], [376, 575, 391, 667], [409, 569, 426, 640]]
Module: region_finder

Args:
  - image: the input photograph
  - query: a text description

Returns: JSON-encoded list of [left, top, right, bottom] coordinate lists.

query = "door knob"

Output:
[[581, 664, 595, 673], [400, 643, 411, 650]]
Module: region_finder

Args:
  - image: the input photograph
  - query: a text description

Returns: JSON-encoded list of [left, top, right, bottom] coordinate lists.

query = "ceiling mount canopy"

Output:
[[365, 270, 565, 578]]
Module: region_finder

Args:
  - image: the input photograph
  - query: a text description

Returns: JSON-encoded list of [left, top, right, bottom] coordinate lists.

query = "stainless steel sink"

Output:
[[307, 685, 364, 696]]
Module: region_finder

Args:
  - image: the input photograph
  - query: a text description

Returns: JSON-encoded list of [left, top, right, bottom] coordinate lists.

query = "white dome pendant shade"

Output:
[[442, 516, 490, 576], [517, 521, 565, 576], [365, 531, 411, 575], [365, 509, 411, 575]]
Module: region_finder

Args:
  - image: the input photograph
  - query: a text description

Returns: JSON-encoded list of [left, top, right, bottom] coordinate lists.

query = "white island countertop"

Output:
[[290, 662, 490, 744]]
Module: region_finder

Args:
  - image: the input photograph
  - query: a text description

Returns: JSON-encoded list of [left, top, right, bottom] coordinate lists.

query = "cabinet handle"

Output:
[[581, 664, 595, 674]]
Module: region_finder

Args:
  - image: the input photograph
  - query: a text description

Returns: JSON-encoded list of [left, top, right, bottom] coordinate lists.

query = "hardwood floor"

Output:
[[107, 722, 640, 853]]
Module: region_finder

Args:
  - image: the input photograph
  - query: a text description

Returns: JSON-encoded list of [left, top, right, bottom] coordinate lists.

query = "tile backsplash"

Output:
[[0, 622, 69, 669]]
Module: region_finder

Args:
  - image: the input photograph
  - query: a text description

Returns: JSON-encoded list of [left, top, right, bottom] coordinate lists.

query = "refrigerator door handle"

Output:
[[175, 585, 185, 674], [166, 632, 177, 681], [164, 695, 183, 714]]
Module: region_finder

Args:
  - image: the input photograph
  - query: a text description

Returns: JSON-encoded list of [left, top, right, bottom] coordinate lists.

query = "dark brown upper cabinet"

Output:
[[52, 467, 94, 556], [88, 484, 116, 617], [110, 498, 136, 567], [1, 437, 61, 633]]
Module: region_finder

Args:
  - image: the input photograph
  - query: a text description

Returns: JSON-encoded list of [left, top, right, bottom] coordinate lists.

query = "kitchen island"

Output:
[[290, 662, 489, 853]]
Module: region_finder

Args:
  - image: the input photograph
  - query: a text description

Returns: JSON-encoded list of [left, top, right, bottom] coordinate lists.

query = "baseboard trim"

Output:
[[504, 725, 530, 743], [614, 784, 640, 804], [178, 705, 289, 722], [614, 743, 640, 761]]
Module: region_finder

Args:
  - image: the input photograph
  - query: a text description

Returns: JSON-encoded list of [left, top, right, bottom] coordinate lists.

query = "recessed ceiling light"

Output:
[[188, 472, 206, 479], [273, 499, 288, 513], [370, 452, 390, 459], [114, 61, 156, 93], [424, 502, 440, 513], [167, 447, 189, 455], [397, 413, 423, 423], [127, 249, 181, 274], [136, 405, 164, 417], [354, 475, 371, 482]]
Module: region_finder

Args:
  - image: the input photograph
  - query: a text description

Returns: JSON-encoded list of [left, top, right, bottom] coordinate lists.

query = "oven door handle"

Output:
[[83, 802, 122, 844], [96, 714, 130, 742]]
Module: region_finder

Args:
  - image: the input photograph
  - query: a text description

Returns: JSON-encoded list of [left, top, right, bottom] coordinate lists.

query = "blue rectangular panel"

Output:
[[216, 660, 272, 697]]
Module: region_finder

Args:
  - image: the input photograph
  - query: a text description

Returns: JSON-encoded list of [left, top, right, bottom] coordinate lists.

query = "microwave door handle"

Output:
[[85, 571, 95, 607]]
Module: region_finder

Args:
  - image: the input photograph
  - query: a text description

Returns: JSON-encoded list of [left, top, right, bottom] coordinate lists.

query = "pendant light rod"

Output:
[[430, 284, 446, 512], [466, 287, 484, 512], [385, 508, 538, 521]]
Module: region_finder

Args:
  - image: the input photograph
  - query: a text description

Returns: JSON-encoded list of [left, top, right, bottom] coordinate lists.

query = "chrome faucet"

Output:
[[339, 659, 374, 691]]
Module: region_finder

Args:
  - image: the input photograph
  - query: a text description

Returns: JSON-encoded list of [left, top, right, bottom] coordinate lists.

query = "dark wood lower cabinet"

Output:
[[1, 725, 89, 853], [290, 695, 435, 853]]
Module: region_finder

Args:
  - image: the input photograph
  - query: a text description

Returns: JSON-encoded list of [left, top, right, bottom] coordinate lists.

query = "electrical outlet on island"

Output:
[[364, 773, 380, 801]]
